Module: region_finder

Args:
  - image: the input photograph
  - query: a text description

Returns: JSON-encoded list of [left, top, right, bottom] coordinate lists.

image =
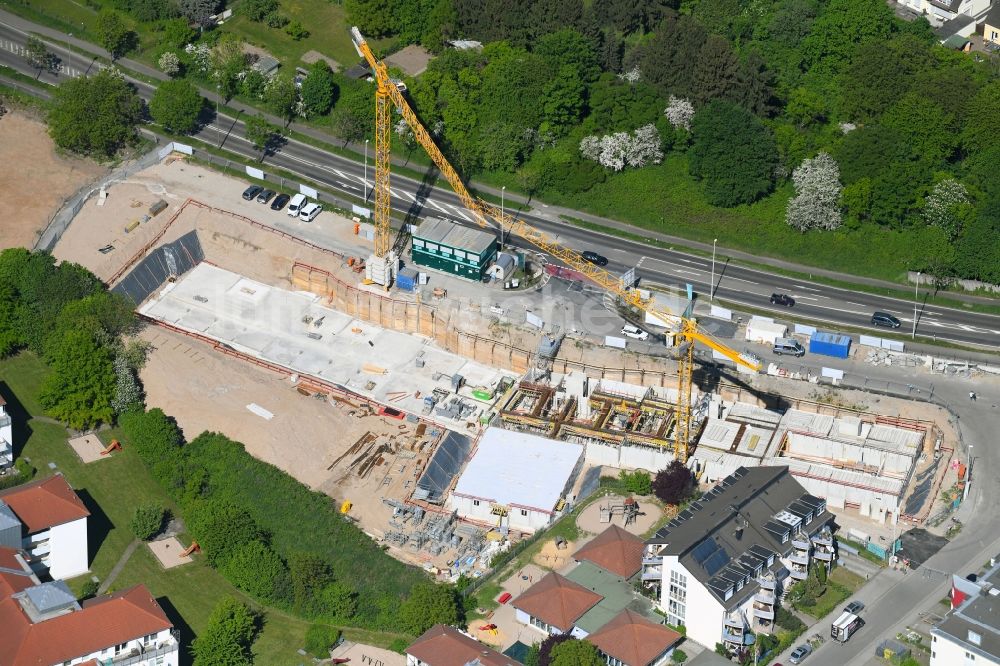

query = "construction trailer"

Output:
[[411, 217, 498, 282]]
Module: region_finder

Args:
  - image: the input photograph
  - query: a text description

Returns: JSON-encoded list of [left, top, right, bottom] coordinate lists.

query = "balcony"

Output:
[[753, 606, 775, 620], [722, 629, 755, 646], [642, 567, 663, 581], [643, 556, 663, 566], [811, 533, 834, 547], [789, 567, 808, 581], [814, 550, 834, 562], [755, 589, 776, 604], [110, 632, 180, 665], [792, 538, 811, 551], [757, 577, 776, 591], [788, 551, 809, 566]]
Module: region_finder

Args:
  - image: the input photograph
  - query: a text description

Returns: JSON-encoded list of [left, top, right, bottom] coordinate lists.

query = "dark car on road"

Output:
[[770, 293, 795, 307], [581, 250, 608, 266], [844, 600, 865, 614], [242, 185, 263, 201], [270, 193, 290, 211], [871, 312, 901, 328], [256, 189, 276, 204]]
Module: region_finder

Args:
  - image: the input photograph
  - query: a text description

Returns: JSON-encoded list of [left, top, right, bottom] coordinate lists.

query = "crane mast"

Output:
[[349, 28, 761, 461]]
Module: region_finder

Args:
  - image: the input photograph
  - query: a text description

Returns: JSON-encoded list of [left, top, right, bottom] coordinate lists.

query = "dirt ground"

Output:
[[0, 111, 105, 250], [139, 326, 436, 533]]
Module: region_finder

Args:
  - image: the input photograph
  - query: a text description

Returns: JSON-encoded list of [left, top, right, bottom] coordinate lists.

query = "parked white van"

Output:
[[287, 193, 306, 216], [299, 202, 322, 222]]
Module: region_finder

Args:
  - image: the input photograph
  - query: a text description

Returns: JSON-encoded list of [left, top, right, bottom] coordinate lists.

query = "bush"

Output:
[[241, 0, 278, 21], [671, 649, 688, 663], [129, 502, 166, 540], [192, 597, 260, 666], [304, 624, 341, 658], [221, 541, 289, 603], [78, 579, 100, 599], [0, 459, 35, 491], [388, 637, 409, 654], [285, 20, 308, 40], [618, 469, 652, 495], [652, 461, 695, 505], [775, 606, 805, 632]]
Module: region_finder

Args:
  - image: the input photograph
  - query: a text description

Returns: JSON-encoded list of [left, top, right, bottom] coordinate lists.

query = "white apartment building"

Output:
[[931, 561, 1000, 666], [0, 474, 90, 579], [642, 466, 835, 654], [0, 547, 179, 666]]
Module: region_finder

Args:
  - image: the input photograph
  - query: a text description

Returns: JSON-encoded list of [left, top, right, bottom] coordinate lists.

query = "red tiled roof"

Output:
[[0, 547, 35, 598], [586, 609, 682, 666], [406, 625, 518, 666], [0, 545, 23, 569], [573, 524, 645, 579], [511, 572, 603, 632], [0, 584, 173, 666], [0, 474, 90, 532]]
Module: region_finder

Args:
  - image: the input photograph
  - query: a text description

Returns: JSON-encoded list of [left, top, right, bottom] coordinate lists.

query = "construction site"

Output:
[[39, 29, 968, 584]]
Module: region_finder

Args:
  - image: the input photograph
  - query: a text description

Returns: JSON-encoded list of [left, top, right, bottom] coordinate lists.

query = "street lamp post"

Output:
[[364, 138, 369, 202], [500, 186, 506, 250], [711, 238, 718, 303], [912, 272, 920, 339]]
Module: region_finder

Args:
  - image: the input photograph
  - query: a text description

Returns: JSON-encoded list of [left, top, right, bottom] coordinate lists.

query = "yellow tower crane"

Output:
[[350, 28, 762, 462]]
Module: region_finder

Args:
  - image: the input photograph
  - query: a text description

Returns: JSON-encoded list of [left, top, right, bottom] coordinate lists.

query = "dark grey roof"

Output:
[[933, 593, 1000, 660], [343, 61, 371, 79], [934, 13, 975, 38], [928, 0, 962, 13], [647, 466, 832, 608], [985, 3, 1000, 26]]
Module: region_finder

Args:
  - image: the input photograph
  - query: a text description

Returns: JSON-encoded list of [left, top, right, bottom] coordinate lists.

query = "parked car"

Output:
[[789, 644, 812, 664], [581, 250, 608, 266], [299, 202, 323, 222], [770, 293, 795, 307], [621, 324, 649, 341], [242, 185, 263, 201], [844, 600, 865, 614], [772, 338, 805, 357], [256, 189, 275, 204], [270, 193, 290, 211], [287, 193, 306, 216], [871, 311, 901, 328]]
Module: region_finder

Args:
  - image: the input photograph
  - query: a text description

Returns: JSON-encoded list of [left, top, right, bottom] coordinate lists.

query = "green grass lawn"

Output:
[[799, 567, 865, 619], [0, 352, 404, 664], [0, 0, 101, 40]]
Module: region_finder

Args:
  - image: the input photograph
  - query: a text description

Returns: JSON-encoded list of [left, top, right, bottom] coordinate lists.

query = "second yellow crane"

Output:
[[350, 28, 761, 462]]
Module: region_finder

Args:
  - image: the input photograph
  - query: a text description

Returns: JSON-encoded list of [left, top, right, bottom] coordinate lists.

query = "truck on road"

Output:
[[831, 612, 864, 643]]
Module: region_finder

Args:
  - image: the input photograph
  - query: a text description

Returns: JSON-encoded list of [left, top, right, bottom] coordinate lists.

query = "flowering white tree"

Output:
[[580, 125, 663, 171], [184, 43, 212, 74], [664, 96, 695, 131], [922, 178, 971, 241], [786, 153, 843, 232], [111, 355, 142, 415], [158, 52, 181, 77], [618, 66, 641, 84]]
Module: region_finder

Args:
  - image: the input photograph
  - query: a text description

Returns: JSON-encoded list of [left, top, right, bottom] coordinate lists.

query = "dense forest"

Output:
[[341, 0, 1000, 284]]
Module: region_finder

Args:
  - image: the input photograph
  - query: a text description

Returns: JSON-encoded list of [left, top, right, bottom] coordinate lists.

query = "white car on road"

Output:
[[621, 325, 649, 341]]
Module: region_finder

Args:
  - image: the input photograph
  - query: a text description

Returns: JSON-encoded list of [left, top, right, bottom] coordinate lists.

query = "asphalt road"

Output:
[[2, 22, 1000, 351]]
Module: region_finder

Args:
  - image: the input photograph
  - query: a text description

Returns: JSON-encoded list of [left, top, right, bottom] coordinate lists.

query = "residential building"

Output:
[[641, 466, 834, 653], [511, 526, 684, 664], [1, 393, 12, 470], [448, 428, 583, 534], [984, 4, 1000, 44], [896, 0, 992, 26], [932, 560, 1000, 666], [0, 474, 90, 579], [406, 624, 518, 666], [0, 547, 179, 666], [411, 217, 498, 281]]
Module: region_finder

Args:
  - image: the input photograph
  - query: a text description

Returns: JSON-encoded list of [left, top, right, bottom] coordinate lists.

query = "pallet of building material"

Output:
[[330, 394, 360, 409], [363, 364, 388, 375]]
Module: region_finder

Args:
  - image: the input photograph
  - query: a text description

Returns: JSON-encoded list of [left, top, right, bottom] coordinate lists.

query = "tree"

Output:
[[664, 96, 694, 131], [285, 20, 309, 40], [95, 9, 134, 60], [158, 51, 181, 76], [331, 80, 373, 145], [318, 581, 358, 619], [241, 0, 278, 20], [111, 355, 143, 414], [149, 79, 204, 134], [837, 36, 931, 122], [244, 114, 282, 161], [515, 165, 542, 202], [192, 597, 260, 666], [549, 639, 603, 666], [952, 201, 1000, 284], [304, 625, 341, 659], [542, 64, 586, 136], [176, 0, 220, 24], [537, 634, 574, 666], [618, 470, 652, 494], [48, 68, 142, 159], [535, 29, 600, 82], [160, 17, 196, 48], [300, 62, 337, 117], [222, 541, 288, 602], [263, 74, 299, 123], [652, 460, 695, 505], [688, 100, 778, 207], [881, 93, 957, 162], [786, 153, 843, 232], [129, 502, 166, 540], [962, 82, 1000, 154], [345, 0, 396, 36], [398, 582, 460, 635], [580, 124, 663, 171], [211, 36, 248, 102], [288, 552, 334, 612], [922, 179, 972, 241], [672, 649, 688, 663], [39, 329, 116, 429], [800, 0, 896, 74], [187, 499, 263, 566], [23, 36, 57, 79]]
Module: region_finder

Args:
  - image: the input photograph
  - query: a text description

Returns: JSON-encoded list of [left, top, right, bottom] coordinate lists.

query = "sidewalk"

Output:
[[3, 6, 1000, 309]]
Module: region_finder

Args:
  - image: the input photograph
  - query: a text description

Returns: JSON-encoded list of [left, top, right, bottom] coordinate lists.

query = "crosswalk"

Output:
[[0, 37, 85, 78]]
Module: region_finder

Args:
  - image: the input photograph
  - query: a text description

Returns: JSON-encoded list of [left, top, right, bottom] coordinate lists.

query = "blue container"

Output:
[[396, 267, 417, 292], [808, 331, 851, 358]]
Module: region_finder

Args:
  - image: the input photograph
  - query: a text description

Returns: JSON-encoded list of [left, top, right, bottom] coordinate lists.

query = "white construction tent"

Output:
[[745, 317, 788, 345]]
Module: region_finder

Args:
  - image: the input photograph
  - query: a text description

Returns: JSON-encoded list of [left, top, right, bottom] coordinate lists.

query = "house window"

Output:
[[413, 239, 425, 248], [473, 500, 480, 506], [520, 509, 528, 516], [115, 643, 128, 654], [426, 242, 439, 252], [965, 652, 976, 660], [454, 250, 467, 261], [530, 615, 548, 631], [969, 631, 982, 645]]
